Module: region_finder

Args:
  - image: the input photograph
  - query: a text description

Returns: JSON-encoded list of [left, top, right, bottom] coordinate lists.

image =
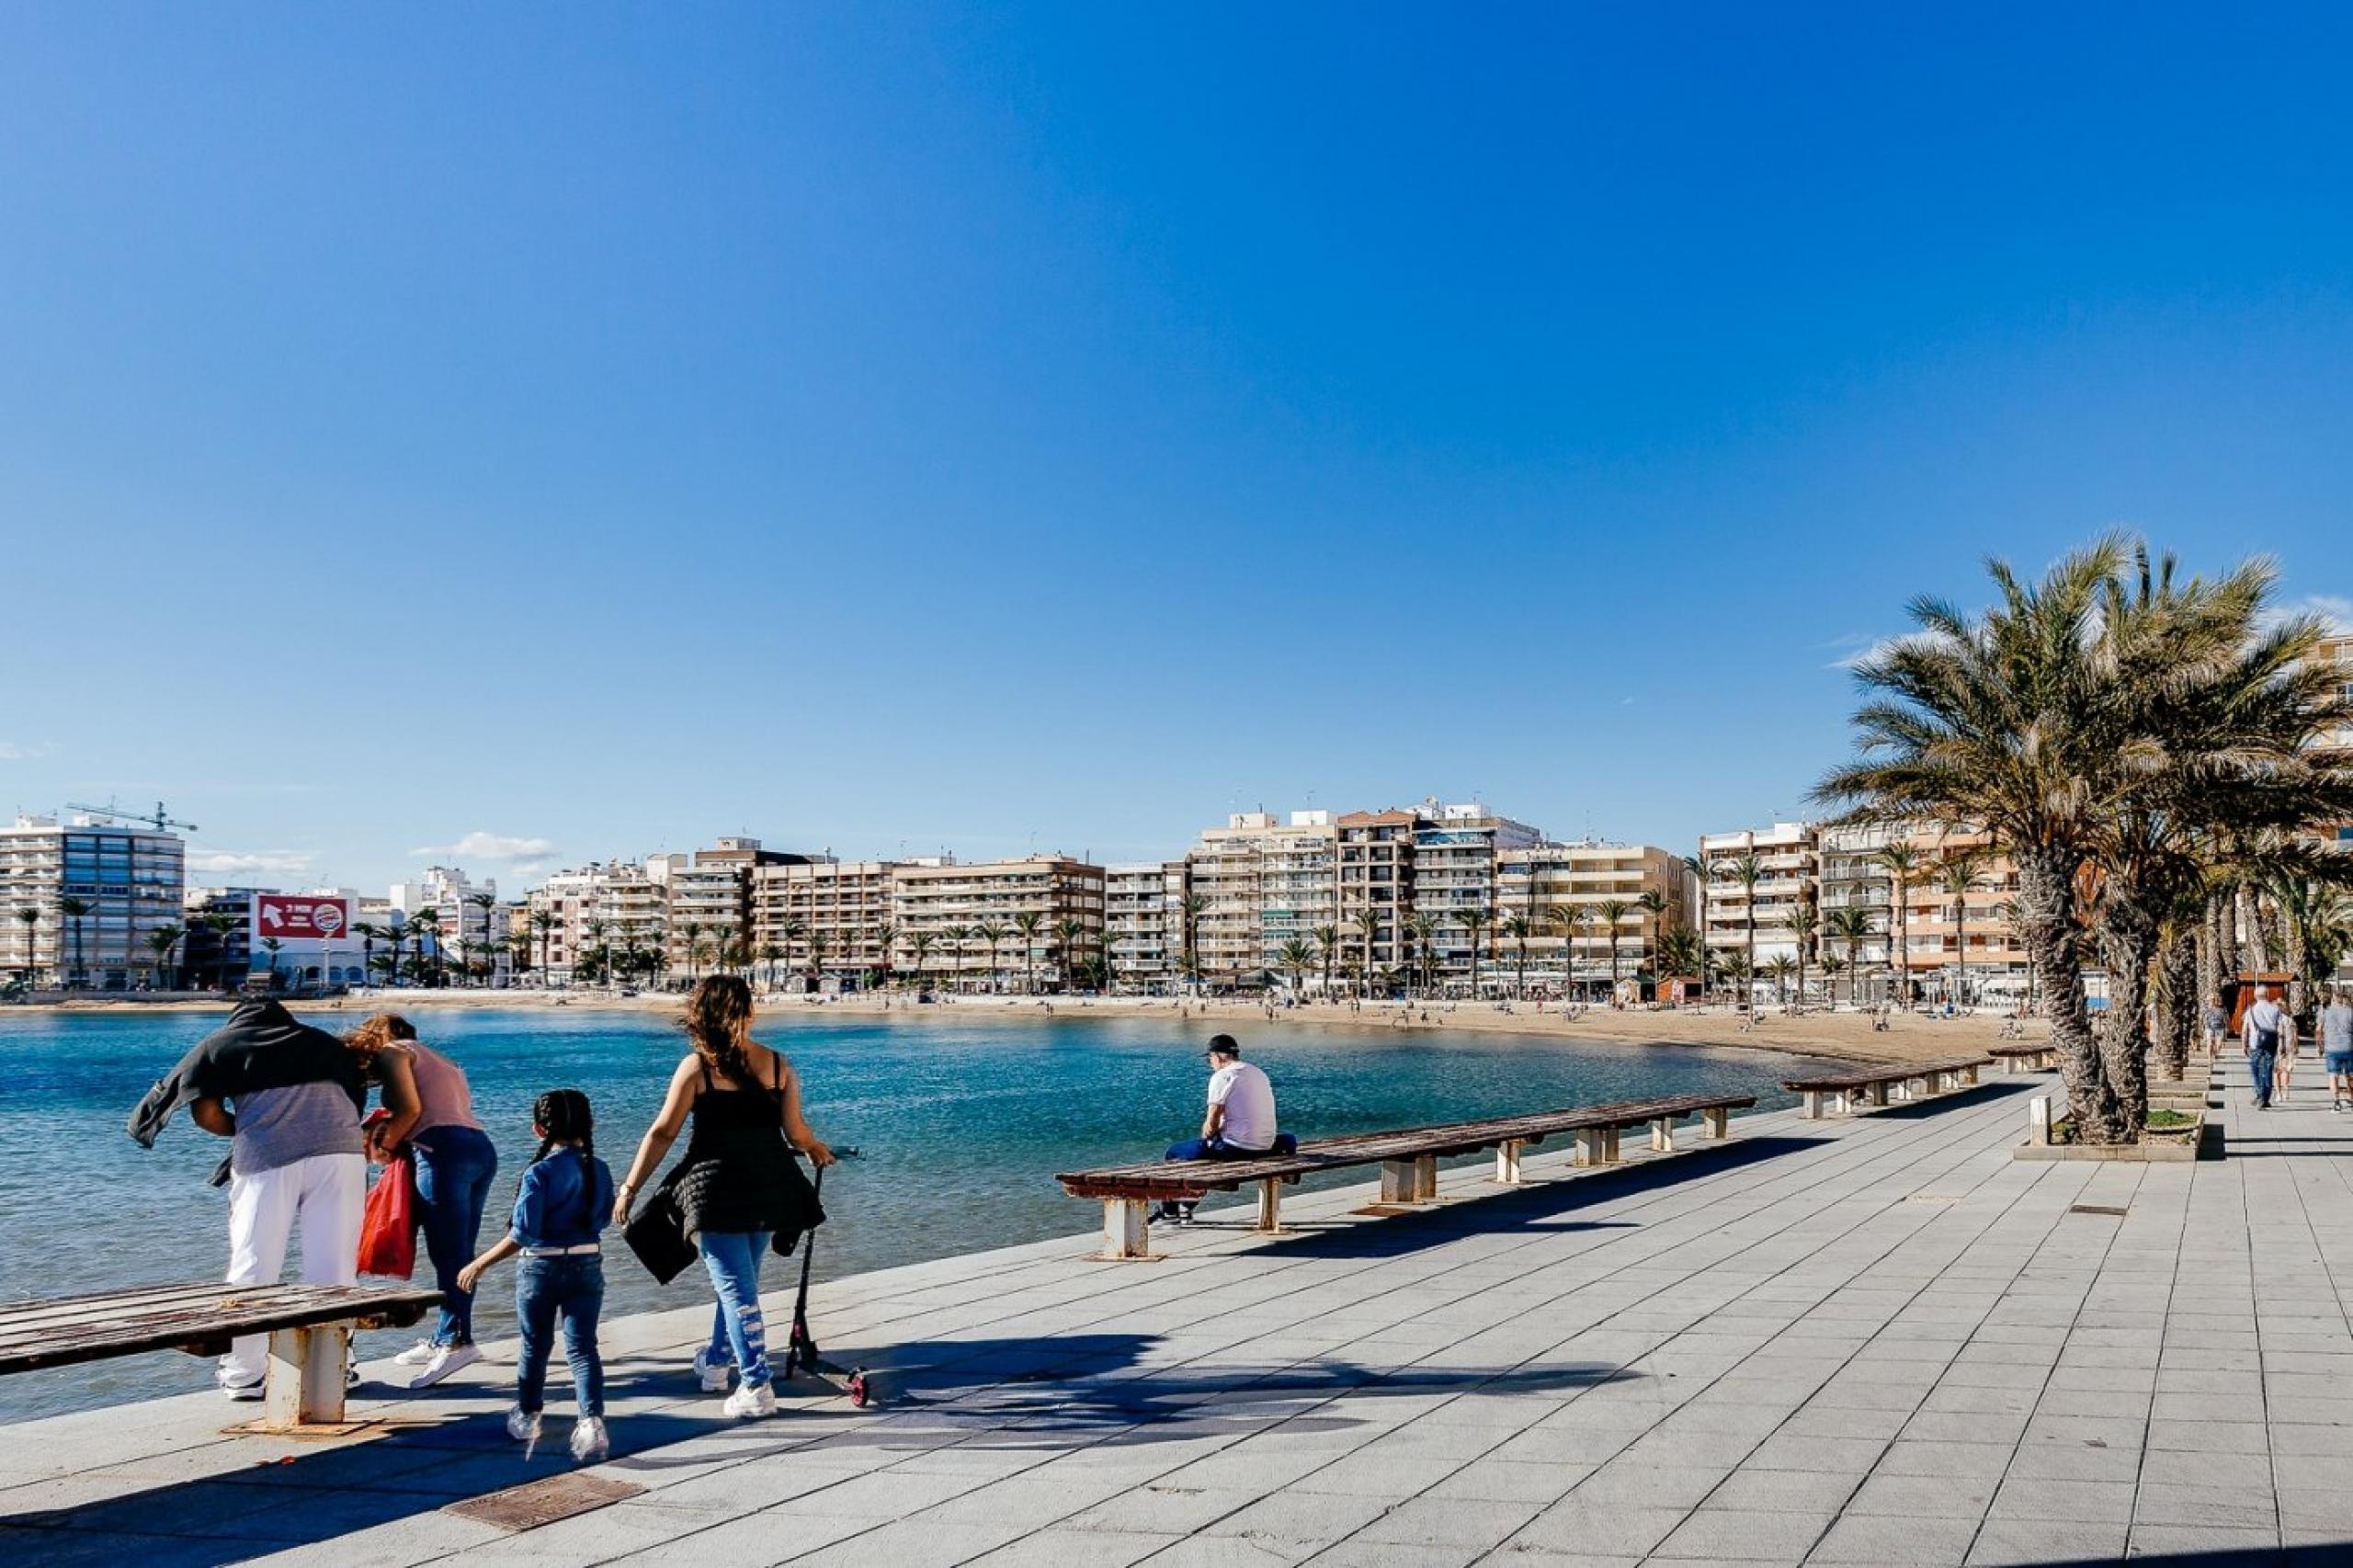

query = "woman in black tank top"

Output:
[[613, 978, 835, 1418]]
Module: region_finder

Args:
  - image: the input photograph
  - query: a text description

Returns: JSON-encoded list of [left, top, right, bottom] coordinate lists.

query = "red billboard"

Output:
[[254, 894, 350, 942]]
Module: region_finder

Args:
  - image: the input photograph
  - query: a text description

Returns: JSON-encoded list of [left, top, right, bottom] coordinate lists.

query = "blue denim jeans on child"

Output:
[[411, 1125, 499, 1346], [515, 1254, 604, 1416], [699, 1230, 773, 1387]]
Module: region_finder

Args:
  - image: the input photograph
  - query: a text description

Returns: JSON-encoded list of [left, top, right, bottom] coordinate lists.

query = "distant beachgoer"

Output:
[[132, 998, 373, 1400], [1152, 1035, 1291, 1225], [347, 1015, 499, 1389], [2323, 989, 2353, 1113], [458, 1088, 612, 1461], [614, 976, 834, 1420], [2246, 985, 2291, 1110], [2203, 996, 2227, 1056]]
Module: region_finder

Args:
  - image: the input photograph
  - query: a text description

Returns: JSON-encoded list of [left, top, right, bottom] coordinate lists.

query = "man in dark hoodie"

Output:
[[129, 998, 371, 1399]]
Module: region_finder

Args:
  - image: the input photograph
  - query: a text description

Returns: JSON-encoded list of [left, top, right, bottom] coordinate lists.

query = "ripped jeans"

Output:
[[698, 1230, 773, 1387]]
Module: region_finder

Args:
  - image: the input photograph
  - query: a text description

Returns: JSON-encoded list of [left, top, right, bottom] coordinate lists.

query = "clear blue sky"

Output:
[[5, 4, 2349, 892]]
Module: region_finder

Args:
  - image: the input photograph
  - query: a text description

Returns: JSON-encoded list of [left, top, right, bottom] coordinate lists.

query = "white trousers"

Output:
[[218, 1152, 367, 1386]]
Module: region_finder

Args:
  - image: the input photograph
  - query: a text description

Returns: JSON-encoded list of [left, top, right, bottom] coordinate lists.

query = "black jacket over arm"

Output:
[[126, 997, 365, 1151]]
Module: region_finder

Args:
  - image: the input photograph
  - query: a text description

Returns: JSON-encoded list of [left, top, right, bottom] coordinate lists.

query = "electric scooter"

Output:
[[783, 1152, 876, 1407]]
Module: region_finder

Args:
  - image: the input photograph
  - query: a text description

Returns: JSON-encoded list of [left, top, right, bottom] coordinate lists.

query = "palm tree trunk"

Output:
[[2198, 894, 2223, 1021], [2154, 922, 2198, 1081], [2235, 881, 2263, 974], [2095, 890, 2158, 1136], [2017, 846, 2117, 1142]]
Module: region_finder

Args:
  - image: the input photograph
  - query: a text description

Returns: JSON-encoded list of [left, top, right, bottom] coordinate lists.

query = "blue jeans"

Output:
[[699, 1231, 773, 1386], [411, 1126, 499, 1345], [516, 1255, 604, 1415], [2250, 1047, 2277, 1104], [1164, 1132, 1297, 1162]]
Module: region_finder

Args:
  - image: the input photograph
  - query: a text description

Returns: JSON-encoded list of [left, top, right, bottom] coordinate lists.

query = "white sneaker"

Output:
[[506, 1406, 542, 1443], [721, 1382, 776, 1420], [570, 1415, 609, 1462], [408, 1343, 482, 1390], [692, 1346, 733, 1392], [220, 1375, 264, 1403], [391, 1340, 438, 1367]]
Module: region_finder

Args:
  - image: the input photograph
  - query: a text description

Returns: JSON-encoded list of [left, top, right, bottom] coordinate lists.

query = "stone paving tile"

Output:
[[1650, 1506, 1836, 1561], [1963, 1516, 2129, 1566], [1806, 1512, 1984, 1564]]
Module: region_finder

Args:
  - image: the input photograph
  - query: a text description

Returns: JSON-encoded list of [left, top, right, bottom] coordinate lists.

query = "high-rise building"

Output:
[[0, 813, 185, 989], [389, 865, 504, 978], [752, 858, 900, 989], [1490, 840, 1694, 994], [890, 856, 1106, 992], [1105, 861, 1186, 992], [1413, 801, 1543, 982], [1182, 812, 1338, 987], [655, 838, 808, 978], [1335, 809, 1419, 983], [1699, 823, 1819, 983]]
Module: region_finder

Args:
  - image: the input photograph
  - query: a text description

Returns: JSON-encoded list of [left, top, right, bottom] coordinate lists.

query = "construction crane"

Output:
[[64, 800, 199, 834]]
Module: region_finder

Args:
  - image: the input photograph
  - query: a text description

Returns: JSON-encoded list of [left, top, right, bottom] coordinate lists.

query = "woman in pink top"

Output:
[[349, 1014, 498, 1388]]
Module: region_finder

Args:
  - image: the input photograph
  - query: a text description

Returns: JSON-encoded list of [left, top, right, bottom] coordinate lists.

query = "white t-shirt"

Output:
[[2248, 999, 2290, 1048], [1208, 1061, 1278, 1152]]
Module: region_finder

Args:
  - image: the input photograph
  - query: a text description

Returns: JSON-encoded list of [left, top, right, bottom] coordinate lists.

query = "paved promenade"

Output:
[[6, 1054, 2349, 1566]]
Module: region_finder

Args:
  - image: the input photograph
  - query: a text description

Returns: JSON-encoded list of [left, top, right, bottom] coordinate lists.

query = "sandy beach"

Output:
[[6, 987, 2034, 1067]]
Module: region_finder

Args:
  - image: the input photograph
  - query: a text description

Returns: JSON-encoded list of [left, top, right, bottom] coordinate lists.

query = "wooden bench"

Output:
[[1990, 1042, 2059, 1073], [1783, 1053, 1994, 1119], [0, 1282, 440, 1433], [1056, 1093, 1756, 1260]]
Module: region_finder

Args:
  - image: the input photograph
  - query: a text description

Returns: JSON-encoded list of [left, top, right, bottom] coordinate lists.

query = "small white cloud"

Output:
[[410, 831, 558, 862], [1821, 631, 1903, 671], [2271, 594, 2353, 636], [0, 741, 58, 761], [1620, 697, 1635, 706], [188, 849, 317, 875]]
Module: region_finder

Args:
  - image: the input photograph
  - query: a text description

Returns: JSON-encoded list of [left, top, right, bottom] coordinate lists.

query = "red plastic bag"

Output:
[[357, 1152, 418, 1278]]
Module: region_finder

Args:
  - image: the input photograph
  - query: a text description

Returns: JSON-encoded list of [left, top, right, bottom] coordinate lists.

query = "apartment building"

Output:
[[1335, 810, 1417, 982], [1106, 861, 1186, 992], [890, 856, 1106, 992], [1414, 801, 1542, 980], [1889, 824, 2029, 1004], [1, 813, 185, 989], [656, 838, 806, 977], [522, 859, 664, 983], [1179, 811, 1338, 987], [1699, 823, 1818, 980], [389, 865, 506, 976], [1491, 840, 1692, 991], [752, 858, 900, 988], [1815, 821, 1900, 991]]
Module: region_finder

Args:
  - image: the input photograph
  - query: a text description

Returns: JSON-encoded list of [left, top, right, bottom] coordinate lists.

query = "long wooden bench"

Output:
[[0, 1282, 440, 1432], [1782, 1053, 1994, 1119], [1056, 1093, 1756, 1260], [1990, 1041, 2059, 1073]]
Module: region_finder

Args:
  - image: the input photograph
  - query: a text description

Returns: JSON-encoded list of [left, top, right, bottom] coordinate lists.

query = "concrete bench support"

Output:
[[1494, 1140, 1524, 1185], [263, 1323, 351, 1431], [1651, 1116, 1677, 1153], [1704, 1106, 1730, 1139], [1574, 1127, 1620, 1166], [1867, 1081, 1891, 1108], [1802, 1090, 1825, 1120], [1381, 1159, 1415, 1203], [1101, 1199, 1152, 1260], [1256, 1178, 1282, 1233]]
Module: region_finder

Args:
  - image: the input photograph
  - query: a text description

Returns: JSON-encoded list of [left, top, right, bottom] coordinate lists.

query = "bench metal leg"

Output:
[[1495, 1140, 1524, 1184], [1101, 1199, 1152, 1260], [1704, 1107, 1730, 1139], [1256, 1178, 1282, 1233], [262, 1323, 349, 1431], [1651, 1116, 1676, 1153]]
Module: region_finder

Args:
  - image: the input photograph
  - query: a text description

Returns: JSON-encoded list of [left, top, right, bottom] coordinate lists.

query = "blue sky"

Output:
[[4, 4, 2349, 892]]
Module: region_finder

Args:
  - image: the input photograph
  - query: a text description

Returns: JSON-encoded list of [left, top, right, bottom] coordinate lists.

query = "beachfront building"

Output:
[[1336, 809, 1418, 986], [525, 859, 672, 985], [1414, 801, 1543, 986], [389, 864, 505, 981], [655, 837, 807, 981], [1699, 823, 1818, 994], [1181, 811, 1337, 990], [1815, 821, 1900, 1003], [0, 813, 185, 990], [1491, 840, 1694, 994], [889, 855, 1106, 993], [1889, 824, 2030, 1006], [1105, 861, 1185, 992], [751, 858, 901, 991]]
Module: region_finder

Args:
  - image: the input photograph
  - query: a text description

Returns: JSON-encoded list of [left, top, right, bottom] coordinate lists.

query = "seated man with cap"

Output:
[[1153, 1034, 1293, 1224]]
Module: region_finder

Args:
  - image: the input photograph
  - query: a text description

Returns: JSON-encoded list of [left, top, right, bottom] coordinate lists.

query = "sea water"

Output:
[[0, 1005, 1820, 1423]]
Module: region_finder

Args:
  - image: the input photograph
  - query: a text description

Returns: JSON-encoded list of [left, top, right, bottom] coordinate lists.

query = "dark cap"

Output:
[[1206, 1033, 1242, 1058]]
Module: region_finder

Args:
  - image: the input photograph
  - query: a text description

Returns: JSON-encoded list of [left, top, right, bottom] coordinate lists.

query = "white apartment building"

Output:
[[1182, 811, 1337, 987], [1414, 801, 1542, 981], [1, 814, 185, 989], [752, 858, 900, 989], [890, 856, 1105, 992], [1105, 861, 1185, 992], [389, 865, 503, 977], [524, 859, 667, 984], [1699, 822, 1819, 982]]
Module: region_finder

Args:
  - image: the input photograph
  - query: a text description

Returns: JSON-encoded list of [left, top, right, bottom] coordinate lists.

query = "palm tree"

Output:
[[1014, 911, 1043, 994], [1874, 842, 1925, 1009], [1179, 894, 1209, 994], [808, 928, 830, 988], [1503, 913, 1532, 997], [909, 931, 936, 993], [1548, 903, 1581, 995], [1935, 846, 1992, 1007], [407, 908, 444, 985], [351, 921, 381, 988], [583, 916, 609, 990], [144, 923, 184, 990], [1408, 910, 1439, 996], [1458, 906, 1492, 997], [259, 936, 283, 983], [531, 910, 558, 984], [1715, 949, 1753, 1004], [1313, 924, 1338, 999], [1825, 905, 1877, 1006], [200, 911, 240, 990], [1635, 890, 1670, 979], [1351, 908, 1382, 996], [507, 929, 534, 984], [678, 920, 704, 983], [877, 919, 904, 991], [57, 896, 92, 989], [975, 920, 1006, 994], [1596, 898, 1632, 999], [941, 924, 971, 991], [1051, 917, 1082, 993], [772, 915, 807, 985], [1276, 937, 1314, 996], [1766, 953, 1799, 1007], [1714, 856, 1764, 1018], [1658, 925, 1702, 989], [15, 905, 40, 983], [465, 893, 499, 984], [1788, 901, 1818, 1010]]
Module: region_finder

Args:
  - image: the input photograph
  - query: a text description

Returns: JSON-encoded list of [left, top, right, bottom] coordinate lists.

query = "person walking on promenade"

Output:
[[1151, 1034, 1292, 1226], [2322, 988, 2353, 1114], [458, 1089, 612, 1461], [128, 997, 374, 1400], [2246, 984, 2293, 1110], [2204, 995, 2228, 1057], [614, 976, 835, 1420], [347, 1014, 499, 1388]]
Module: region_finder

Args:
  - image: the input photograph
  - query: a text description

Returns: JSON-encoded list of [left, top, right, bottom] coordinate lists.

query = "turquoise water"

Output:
[[0, 1006, 1819, 1423]]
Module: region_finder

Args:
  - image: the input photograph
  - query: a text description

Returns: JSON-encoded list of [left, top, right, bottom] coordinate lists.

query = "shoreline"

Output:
[[4, 987, 2035, 1067]]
